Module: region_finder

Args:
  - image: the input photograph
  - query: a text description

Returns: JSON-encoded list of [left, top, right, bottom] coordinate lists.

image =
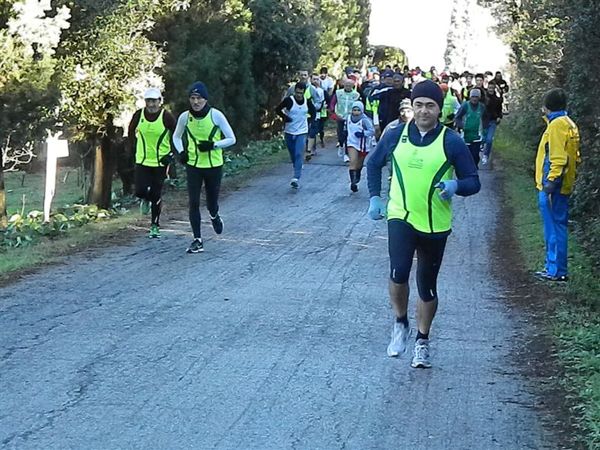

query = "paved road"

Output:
[[1, 146, 554, 449]]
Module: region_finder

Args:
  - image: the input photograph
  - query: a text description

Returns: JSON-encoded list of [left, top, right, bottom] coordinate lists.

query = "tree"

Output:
[[0, 0, 70, 227], [444, 0, 472, 71], [316, 0, 371, 75], [248, 0, 318, 126], [57, 0, 167, 208], [370, 45, 408, 69], [155, 0, 257, 141]]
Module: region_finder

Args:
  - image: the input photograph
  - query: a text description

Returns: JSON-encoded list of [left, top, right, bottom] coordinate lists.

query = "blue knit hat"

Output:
[[411, 79, 444, 110], [189, 81, 209, 100]]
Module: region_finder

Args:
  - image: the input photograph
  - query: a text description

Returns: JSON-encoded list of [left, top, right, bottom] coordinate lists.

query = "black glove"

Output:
[[197, 140, 215, 152], [283, 115, 293, 123], [178, 151, 189, 164], [159, 153, 174, 166], [447, 113, 455, 121]]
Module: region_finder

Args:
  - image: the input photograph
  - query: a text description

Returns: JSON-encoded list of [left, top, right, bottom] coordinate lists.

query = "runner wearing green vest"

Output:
[[440, 84, 461, 129], [333, 79, 361, 157], [454, 88, 487, 167], [173, 82, 237, 254], [127, 88, 176, 238], [366, 80, 480, 368]]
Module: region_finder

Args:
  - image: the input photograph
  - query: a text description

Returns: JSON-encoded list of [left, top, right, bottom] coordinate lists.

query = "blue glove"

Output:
[[543, 179, 557, 194], [368, 196, 386, 220], [435, 180, 458, 201], [354, 131, 365, 138]]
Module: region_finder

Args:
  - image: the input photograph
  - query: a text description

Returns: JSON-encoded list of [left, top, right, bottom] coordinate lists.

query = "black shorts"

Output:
[[388, 219, 447, 301], [134, 165, 165, 201]]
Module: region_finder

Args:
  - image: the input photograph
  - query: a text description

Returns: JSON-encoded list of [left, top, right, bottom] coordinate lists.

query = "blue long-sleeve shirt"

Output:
[[367, 121, 481, 198]]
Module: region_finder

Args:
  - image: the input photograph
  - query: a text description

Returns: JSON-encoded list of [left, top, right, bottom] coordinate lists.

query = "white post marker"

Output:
[[44, 132, 69, 222]]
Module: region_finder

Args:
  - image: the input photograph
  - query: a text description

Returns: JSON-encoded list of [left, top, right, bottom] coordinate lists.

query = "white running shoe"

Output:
[[387, 323, 411, 357], [337, 147, 344, 158], [290, 178, 299, 189], [343, 154, 350, 163], [481, 154, 489, 165], [411, 339, 432, 368]]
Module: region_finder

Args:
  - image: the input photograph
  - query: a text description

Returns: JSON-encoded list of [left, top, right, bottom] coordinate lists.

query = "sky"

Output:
[[369, 0, 510, 72]]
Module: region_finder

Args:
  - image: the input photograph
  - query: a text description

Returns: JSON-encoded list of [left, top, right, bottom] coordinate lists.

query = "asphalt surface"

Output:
[[1, 145, 555, 449]]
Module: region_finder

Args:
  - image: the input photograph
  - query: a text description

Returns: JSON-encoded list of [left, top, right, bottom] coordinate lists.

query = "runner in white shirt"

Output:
[[345, 101, 374, 192], [275, 82, 316, 189]]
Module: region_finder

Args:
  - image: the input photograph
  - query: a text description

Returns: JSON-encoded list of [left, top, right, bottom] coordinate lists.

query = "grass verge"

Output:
[[494, 129, 600, 450], [0, 138, 288, 282]]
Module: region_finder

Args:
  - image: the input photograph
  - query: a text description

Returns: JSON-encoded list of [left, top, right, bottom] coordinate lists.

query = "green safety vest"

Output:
[[184, 110, 224, 168], [334, 89, 360, 119], [441, 91, 456, 125], [135, 110, 171, 167], [463, 102, 484, 143], [388, 123, 454, 233]]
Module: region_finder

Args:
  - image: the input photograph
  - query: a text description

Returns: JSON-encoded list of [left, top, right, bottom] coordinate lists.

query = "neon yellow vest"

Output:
[[388, 123, 454, 233], [441, 91, 456, 125], [184, 110, 223, 168], [135, 110, 171, 167]]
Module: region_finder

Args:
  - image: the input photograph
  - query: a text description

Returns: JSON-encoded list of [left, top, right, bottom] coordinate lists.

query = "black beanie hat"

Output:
[[189, 81, 209, 100], [544, 88, 567, 112], [411, 80, 444, 110]]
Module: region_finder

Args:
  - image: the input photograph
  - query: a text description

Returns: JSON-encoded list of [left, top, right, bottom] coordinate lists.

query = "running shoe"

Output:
[[411, 339, 432, 368], [186, 238, 204, 254], [481, 155, 489, 165], [290, 178, 299, 189], [305, 152, 312, 162], [337, 146, 344, 158], [343, 154, 350, 163], [350, 183, 358, 193], [140, 199, 150, 215], [387, 323, 411, 357], [534, 269, 550, 279], [148, 224, 160, 238], [542, 273, 569, 282], [210, 214, 224, 235]]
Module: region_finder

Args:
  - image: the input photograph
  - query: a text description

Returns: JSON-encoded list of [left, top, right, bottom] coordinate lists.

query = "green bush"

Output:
[[0, 204, 113, 249]]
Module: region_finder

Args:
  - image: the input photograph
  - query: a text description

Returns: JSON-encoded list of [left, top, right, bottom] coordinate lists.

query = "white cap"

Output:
[[143, 88, 162, 100]]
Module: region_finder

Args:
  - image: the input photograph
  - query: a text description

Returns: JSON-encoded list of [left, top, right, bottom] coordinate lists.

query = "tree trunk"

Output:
[[0, 150, 7, 229], [87, 121, 117, 209]]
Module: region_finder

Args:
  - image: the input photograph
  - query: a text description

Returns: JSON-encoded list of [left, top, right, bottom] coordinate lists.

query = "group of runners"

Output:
[[129, 82, 235, 253], [129, 62, 579, 369], [275, 66, 509, 193]]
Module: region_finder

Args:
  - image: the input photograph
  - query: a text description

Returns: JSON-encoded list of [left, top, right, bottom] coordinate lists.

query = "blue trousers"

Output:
[[538, 190, 569, 277], [285, 133, 306, 179], [483, 121, 498, 157]]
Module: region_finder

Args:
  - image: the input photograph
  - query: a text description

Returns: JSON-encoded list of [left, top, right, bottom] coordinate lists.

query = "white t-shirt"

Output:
[[284, 96, 309, 135]]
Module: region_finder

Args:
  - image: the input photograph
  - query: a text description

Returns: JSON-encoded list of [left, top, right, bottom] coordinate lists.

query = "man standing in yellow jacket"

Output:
[[534, 88, 581, 282]]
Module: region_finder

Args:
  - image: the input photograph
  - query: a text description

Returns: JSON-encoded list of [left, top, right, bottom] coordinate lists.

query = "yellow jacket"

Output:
[[535, 114, 580, 195]]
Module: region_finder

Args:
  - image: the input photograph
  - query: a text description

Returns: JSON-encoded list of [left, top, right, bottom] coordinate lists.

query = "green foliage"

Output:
[[156, 0, 257, 141], [0, 204, 112, 248], [223, 137, 285, 177], [316, 0, 371, 75], [370, 45, 407, 69], [247, 0, 318, 121], [57, 0, 166, 138]]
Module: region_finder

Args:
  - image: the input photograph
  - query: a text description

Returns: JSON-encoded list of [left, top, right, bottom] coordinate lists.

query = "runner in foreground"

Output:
[[366, 80, 480, 368]]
